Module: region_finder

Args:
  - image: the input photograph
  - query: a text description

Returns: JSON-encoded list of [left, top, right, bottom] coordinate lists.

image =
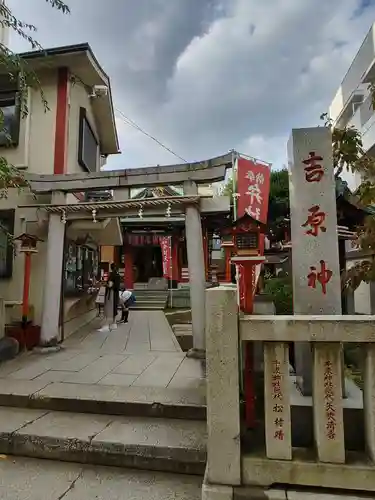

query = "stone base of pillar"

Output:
[[186, 347, 206, 360], [37, 334, 60, 351], [202, 483, 233, 500], [33, 344, 62, 354]]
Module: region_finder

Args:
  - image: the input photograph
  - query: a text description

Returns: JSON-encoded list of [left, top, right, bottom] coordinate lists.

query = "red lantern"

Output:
[[14, 233, 43, 254], [14, 233, 43, 326]]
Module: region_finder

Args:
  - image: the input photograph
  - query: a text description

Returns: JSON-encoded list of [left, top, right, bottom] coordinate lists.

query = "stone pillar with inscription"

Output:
[[287, 127, 342, 396]]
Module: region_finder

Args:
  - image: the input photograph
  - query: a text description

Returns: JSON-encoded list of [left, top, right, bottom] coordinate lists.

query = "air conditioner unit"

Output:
[[89, 85, 108, 98]]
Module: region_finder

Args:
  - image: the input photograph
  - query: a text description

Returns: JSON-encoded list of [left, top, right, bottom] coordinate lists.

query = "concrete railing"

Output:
[[204, 287, 375, 498]]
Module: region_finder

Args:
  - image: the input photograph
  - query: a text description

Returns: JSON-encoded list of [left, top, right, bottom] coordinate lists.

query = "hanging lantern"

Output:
[[14, 233, 43, 254], [61, 209, 67, 224], [166, 203, 171, 218], [138, 207, 143, 219], [92, 208, 97, 223]]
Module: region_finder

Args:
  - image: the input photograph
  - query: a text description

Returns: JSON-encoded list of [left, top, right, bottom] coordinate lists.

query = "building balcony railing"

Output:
[[339, 24, 375, 106], [347, 96, 375, 154]]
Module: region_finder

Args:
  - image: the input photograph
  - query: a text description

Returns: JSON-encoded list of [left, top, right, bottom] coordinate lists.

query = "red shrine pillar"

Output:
[[123, 245, 134, 289], [203, 228, 209, 280], [240, 265, 257, 314], [232, 254, 265, 429], [224, 248, 232, 283], [171, 237, 180, 283], [258, 231, 265, 255]]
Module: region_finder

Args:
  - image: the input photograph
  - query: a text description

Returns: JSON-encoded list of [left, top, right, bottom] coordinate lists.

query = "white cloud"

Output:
[[6, 0, 375, 170]]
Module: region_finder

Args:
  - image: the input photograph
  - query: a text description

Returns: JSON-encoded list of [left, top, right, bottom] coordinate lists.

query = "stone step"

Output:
[[0, 381, 206, 421], [131, 291, 169, 309], [130, 303, 166, 310], [130, 292, 169, 309], [134, 292, 168, 300], [132, 297, 168, 302], [132, 295, 167, 302], [0, 407, 207, 475]]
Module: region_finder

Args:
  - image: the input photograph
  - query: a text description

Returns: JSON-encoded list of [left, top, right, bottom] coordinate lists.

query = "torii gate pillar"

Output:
[[184, 180, 206, 358], [40, 192, 66, 347]]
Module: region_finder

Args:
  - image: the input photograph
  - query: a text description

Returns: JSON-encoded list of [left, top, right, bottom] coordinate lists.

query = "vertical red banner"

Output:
[[160, 236, 172, 279], [236, 157, 271, 224]]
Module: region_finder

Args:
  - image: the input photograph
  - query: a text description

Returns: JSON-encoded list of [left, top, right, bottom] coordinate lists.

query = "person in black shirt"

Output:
[[104, 263, 121, 329]]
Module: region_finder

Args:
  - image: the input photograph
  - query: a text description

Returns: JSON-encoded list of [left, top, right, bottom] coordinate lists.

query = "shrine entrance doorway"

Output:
[[133, 245, 163, 283]]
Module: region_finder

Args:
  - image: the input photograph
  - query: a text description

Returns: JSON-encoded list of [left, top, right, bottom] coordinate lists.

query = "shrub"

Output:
[[264, 274, 293, 314]]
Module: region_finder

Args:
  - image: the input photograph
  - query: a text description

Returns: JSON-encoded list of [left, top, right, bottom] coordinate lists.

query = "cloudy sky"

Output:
[[6, 0, 375, 171]]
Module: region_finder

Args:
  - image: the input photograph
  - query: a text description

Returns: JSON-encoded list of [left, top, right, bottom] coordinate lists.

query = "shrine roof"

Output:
[[120, 217, 186, 229], [336, 177, 375, 215], [264, 254, 289, 265], [232, 213, 266, 227], [132, 185, 181, 199]]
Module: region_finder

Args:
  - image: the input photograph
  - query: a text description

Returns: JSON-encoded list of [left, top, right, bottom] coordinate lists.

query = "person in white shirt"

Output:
[[118, 289, 136, 323]]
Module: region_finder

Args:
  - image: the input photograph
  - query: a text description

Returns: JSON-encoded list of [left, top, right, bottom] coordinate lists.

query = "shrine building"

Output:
[[99, 184, 232, 291]]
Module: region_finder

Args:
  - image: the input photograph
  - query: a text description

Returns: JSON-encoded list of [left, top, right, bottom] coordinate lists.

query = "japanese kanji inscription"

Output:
[[303, 151, 324, 183], [288, 127, 342, 395], [236, 157, 271, 223], [302, 205, 327, 237], [245, 170, 263, 220], [307, 260, 333, 295], [271, 360, 284, 440], [323, 359, 336, 440]]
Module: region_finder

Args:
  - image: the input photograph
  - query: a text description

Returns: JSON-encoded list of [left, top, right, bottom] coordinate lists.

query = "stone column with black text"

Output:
[[287, 128, 342, 396]]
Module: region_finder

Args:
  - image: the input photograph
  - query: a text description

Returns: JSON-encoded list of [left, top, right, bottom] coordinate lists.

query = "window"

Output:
[[78, 107, 99, 172], [235, 233, 258, 249], [212, 236, 221, 251], [0, 75, 21, 147], [0, 210, 15, 278], [64, 241, 99, 295]]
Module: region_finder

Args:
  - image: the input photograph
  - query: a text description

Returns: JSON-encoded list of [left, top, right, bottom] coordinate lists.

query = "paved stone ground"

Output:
[[0, 311, 205, 395], [0, 457, 370, 499], [0, 456, 202, 499]]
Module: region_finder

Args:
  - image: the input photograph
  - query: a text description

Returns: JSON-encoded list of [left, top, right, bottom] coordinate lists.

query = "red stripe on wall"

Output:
[[53, 67, 69, 174]]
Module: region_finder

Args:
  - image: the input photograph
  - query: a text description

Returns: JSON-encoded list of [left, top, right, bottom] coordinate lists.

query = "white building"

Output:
[[329, 22, 375, 190], [329, 22, 375, 314], [0, 43, 122, 339]]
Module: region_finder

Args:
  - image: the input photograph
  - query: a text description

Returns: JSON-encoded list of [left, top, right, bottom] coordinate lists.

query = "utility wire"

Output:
[[115, 108, 188, 163]]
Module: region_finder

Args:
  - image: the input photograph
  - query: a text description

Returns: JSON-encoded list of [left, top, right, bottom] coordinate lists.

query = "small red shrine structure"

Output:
[[221, 214, 266, 429], [222, 214, 266, 313], [14, 233, 43, 326]]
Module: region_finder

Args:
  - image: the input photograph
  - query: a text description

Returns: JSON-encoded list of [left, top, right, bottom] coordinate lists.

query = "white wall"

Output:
[[0, 70, 58, 174], [67, 79, 100, 174], [0, 70, 58, 323], [28, 71, 58, 174], [347, 258, 372, 315], [329, 87, 344, 124], [0, 65, 113, 326], [0, 190, 48, 324]]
